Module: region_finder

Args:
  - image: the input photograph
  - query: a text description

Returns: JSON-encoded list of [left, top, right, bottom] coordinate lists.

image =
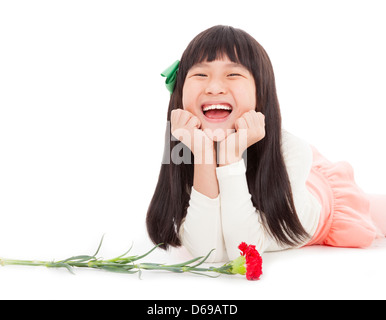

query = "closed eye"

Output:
[[227, 73, 242, 77], [194, 73, 208, 77]]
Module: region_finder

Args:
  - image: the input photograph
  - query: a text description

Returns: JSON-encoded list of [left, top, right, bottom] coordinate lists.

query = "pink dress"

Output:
[[305, 147, 380, 248]]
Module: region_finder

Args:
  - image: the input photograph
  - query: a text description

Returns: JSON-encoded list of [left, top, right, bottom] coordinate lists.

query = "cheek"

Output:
[[237, 79, 257, 110], [181, 85, 190, 110], [182, 98, 196, 114], [182, 84, 200, 115], [234, 88, 256, 114]]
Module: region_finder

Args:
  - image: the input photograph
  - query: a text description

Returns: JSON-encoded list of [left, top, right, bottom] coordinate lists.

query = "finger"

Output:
[[245, 111, 264, 129], [241, 111, 254, 129], [235, 117, 247, 131], [186, 116, 201, 129], [256, 112, 265, 127], [171, 109, 187, 133], [178, 110, 195, 126], [170, 109, 182, 124], [170, 109, 179, 132], [250, 111, 262, 128], [171, 109, 177, 123]]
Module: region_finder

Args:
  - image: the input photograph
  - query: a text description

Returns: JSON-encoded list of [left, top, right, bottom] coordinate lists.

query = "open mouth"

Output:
[[202, 103, 233, 120]]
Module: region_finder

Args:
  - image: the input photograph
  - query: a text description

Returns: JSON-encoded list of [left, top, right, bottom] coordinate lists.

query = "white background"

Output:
[[0, 0, 385, 300]]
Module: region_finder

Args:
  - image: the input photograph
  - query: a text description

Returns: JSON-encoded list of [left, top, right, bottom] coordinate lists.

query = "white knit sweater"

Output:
[[179, 130, 321, 262]]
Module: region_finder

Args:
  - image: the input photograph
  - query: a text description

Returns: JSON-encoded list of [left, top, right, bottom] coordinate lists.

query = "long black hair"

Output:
[[146, 25, 309, 249]]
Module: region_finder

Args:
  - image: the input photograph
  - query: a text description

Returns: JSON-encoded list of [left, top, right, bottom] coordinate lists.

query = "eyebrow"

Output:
[[191, 62, 248, 70]]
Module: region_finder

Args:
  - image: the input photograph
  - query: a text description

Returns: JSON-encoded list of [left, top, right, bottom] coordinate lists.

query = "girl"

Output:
[[146, 25, 386, 262]]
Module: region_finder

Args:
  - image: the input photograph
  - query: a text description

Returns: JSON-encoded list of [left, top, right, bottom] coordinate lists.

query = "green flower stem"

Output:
[[0, 237, 241, 278], [0, 258, 233, 276], [0, 259, 49, 267]]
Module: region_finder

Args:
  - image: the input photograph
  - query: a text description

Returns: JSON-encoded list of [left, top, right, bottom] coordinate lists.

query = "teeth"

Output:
[[202, 104, 232, 112]]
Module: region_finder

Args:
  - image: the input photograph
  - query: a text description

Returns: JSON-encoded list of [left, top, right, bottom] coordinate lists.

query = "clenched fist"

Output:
[[171, 109, 215, 164], [219, 110, 265, 166]]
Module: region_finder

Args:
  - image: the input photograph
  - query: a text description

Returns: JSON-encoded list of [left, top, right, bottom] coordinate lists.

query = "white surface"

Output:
[[1, 237, 386, 300], [1, 1, 386, 300]]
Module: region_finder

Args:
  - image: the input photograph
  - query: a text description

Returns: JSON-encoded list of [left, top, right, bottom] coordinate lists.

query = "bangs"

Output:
[[179, 25, 255, 76]]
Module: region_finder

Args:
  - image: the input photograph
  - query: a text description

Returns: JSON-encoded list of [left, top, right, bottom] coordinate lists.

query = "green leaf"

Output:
[[189, 249, 215, 268], [115, 242, 134, 260], [47, 262, 75, 275], [188, 271, 221, 278], [61, 255, 95, 263], [164, 256, 205, 268], [129, 244, 162, 262], [99, 266, 139, 274], [93, 234, 105, 257]]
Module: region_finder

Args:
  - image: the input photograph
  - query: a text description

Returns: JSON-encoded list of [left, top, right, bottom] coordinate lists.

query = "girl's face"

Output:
[[182, 56, 256, 138]]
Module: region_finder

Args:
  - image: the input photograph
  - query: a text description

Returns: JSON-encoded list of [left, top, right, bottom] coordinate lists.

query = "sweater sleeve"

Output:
[[216, 160, 276, 260], [179, 187, 227, 262]]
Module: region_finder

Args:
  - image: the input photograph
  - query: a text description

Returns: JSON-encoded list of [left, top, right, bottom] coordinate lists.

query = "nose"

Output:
[[205, 77, 227, 95]]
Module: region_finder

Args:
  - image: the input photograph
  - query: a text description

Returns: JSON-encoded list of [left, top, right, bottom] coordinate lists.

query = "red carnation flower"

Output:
[[238, 242, 263, 280]]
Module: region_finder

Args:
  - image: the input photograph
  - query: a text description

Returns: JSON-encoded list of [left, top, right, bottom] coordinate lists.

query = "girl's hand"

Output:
[[219, 110, 265, 166], [171, 109, 215, 163]]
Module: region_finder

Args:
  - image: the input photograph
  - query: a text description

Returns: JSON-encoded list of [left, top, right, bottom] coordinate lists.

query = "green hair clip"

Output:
[[161, 60, 179, 94]]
